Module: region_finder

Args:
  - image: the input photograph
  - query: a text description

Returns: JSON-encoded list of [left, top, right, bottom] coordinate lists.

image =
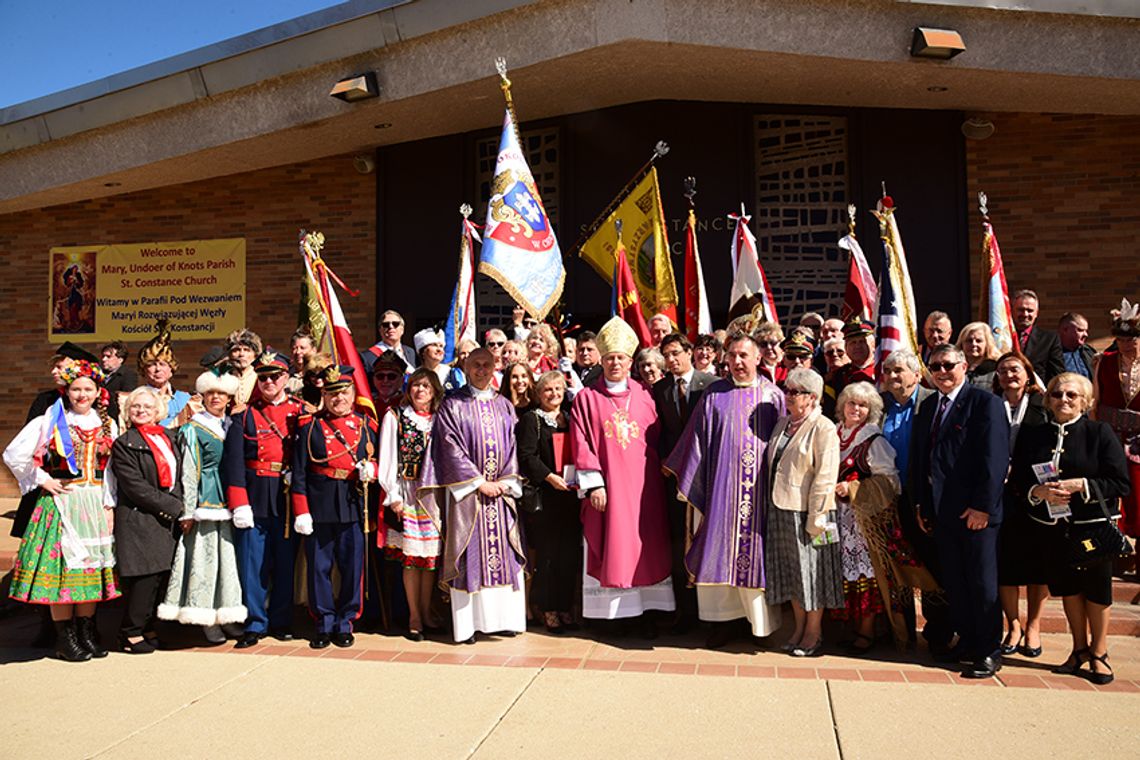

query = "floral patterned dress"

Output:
[[378, 405, 440, 569], [3, 405, 120, 604]]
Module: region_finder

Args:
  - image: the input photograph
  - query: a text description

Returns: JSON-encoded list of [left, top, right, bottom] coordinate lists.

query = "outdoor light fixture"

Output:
[[330, 72, 379, 102], [910, 27, 966, 60], [961, 118, 995, 140]]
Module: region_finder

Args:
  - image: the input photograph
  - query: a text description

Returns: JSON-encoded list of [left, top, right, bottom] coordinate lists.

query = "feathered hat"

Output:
[[137, 319, 178, 372], [1110, 298, 1140, 338]]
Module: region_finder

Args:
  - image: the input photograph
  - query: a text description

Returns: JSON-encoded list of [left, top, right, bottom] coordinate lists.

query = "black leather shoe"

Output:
[[268, 629, 294, 642], [933, 645, 970, 664], [331, 632, 354, 648], [962, 654, 1002, 679], [309, 633, 331, 649], [233, 632, 262, 649]]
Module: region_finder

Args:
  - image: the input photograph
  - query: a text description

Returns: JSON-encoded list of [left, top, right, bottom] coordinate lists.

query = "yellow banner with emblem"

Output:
[[578, 167, 678, 323], [48, 238, 246, 342]]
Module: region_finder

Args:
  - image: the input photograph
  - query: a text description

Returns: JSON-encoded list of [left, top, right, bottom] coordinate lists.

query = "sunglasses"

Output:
[[825, 349, 846, 357], [1049, 390, 1081, 401], [928, 362, 960, 372], [373, 372, 401, 381], [256, 373, 285, 382], [486, 341, 505, 348], [380, 321, 402, 329], [757, 341, 779, 348]]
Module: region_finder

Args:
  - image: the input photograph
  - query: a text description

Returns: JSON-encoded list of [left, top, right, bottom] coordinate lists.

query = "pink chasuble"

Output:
[[571, 379, 671, 588]]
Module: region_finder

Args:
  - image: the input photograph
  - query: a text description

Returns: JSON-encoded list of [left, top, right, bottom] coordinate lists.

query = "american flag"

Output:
[[873, 204, 922, 373]]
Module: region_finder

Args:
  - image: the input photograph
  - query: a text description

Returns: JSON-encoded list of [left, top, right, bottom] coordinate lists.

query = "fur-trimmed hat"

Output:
[[195, 370, 241, 396], [224, 328, 263, 356]]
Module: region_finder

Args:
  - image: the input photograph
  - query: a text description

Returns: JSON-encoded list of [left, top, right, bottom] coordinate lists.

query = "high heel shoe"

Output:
[[1083, 652, 1114, 685], [999, 626, 1021, 656], [1051, 648, 1089, 675], [791, 638, 823, 658], [1017, 633, 1042, 659]]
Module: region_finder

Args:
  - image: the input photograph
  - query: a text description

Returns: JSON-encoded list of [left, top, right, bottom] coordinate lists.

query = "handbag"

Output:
[[519, 414, 544, 514], [1064, 480, 1134, 568]]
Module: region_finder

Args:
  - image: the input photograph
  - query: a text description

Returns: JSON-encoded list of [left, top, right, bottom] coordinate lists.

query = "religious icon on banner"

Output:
[[51, 249, 98, 334]]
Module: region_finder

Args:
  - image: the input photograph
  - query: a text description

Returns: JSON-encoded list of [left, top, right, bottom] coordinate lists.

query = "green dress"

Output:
[[157, 414, 247, 626], [5, 409, 120, 605]]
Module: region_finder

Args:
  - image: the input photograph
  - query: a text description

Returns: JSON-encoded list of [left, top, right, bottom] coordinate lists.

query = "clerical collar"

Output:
[[469, 385, 496, 400], [732, 376, 760, 388], [604, 378, 628, 392]]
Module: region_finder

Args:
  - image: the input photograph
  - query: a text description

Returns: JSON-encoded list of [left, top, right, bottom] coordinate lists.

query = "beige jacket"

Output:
[[767, 407, 839, 536]]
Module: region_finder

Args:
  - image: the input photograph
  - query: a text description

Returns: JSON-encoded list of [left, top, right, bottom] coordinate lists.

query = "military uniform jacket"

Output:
[[292, 411, 378, 524], [222, 396, 304, 519]]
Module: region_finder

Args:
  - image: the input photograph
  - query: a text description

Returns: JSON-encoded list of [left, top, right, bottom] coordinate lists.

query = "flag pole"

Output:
[[978, 191, 990, 322], [573, 141, 670, 251], [495, 58, 524, 149]]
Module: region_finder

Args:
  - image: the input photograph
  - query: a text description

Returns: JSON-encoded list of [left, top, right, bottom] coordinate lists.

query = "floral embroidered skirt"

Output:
[[9, 489, 119, 605], [383, 499, 440, 570]]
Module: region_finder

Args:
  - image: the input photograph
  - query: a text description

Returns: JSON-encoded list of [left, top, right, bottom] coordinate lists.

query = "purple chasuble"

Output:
[[664, 378, 785, 588], [427, 387, 525, 592]]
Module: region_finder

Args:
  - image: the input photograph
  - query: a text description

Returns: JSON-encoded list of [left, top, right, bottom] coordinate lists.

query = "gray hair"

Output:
[[784, 367, 823, 399], [882, 349, 920, 373], [123, 386, 169, 427], [929, 343, 965, 365], [822, 337, 845, 352], [534, 370, 566, 395], [635, 347, 665, 371], [835, 381, 884, 426], [924, 310, 951, 326]]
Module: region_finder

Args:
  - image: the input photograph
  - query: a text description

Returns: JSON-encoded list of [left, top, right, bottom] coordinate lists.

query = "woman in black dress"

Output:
[[1008, 373, 1131, 684], [516, 370, 581, 633], [111, 386, 184, 653]]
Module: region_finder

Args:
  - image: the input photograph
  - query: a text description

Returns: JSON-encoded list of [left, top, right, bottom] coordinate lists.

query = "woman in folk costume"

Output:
[[1093, 298, 1140, 540], [378, 368, 445, 641], [4, 360, 119, 661], [831, 381, 935, 652], [111, 386, 185, 653], [157, 371, 247, 644]]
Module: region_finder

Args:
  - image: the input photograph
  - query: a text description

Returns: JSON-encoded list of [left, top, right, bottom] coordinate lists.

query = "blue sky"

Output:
[[1, 1, 339, 109]]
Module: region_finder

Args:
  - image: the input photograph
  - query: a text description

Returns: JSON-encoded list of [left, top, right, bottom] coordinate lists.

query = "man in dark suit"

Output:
[[100, 340, 137, 420], [360, 309, 416, 374], [909, 344, 1010, 678], [1012, 289, 1064, 382], [572, 330, 603, 389], [653, 333, 717, 633]]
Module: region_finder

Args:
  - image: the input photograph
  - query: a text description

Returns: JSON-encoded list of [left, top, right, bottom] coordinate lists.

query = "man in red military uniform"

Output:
[[291, 364, 378, 649], [223, 350, 305, 648]]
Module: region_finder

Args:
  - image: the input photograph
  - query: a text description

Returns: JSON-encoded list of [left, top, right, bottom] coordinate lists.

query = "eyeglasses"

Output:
[[380, 321, 402, 329], [1049, 390, 1081, 401], [825, 349, 846, 357], [928, 362, 961, 372], [785, 389, 812, 397], [486, 341, 505, 348], [373, 372, 401, 381], [757, 341, 779, 348]]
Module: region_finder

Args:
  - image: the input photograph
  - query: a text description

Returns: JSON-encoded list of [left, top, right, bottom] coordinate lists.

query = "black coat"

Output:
[[111, 427, 184, 577], [1008, 415, 1131, 524], [1020, 326, 1065, 384], [516, 407, 571, 489], [652, 370, 717, 459]]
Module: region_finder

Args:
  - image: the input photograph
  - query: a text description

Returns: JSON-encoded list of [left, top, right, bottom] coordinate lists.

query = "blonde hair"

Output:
[[529, 323, 560, 359], [123, 386, 169, 427], [1046, 372, 1094, 414], [956, 322, 1002, 362], [835, 381, 884, 426]]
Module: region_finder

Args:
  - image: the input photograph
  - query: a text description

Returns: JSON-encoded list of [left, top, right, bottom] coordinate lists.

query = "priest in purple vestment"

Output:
[[664, 333, 785, 647], [571, 317, 674, 633], [423, 347, 526, 643]]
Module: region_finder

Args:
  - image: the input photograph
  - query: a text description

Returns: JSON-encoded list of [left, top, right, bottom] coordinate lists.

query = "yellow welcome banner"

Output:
[[48, 238, 246, 343], [578, 167, 678, 322]]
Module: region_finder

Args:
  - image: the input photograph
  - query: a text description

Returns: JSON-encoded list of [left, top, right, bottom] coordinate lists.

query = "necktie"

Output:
[[676, 376, 688, 417], [930, 395, 950, 445]]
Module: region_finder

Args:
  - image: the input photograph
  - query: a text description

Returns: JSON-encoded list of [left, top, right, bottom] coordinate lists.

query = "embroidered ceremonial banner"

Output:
[[579, 167, 679, 324], [48, 238, 245, 343], [981, 221, 1017, 354]]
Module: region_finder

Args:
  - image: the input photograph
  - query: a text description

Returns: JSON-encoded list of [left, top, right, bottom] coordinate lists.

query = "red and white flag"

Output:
[[683, 208, 712, 341], [300, 231, 376, 421], [727, 204, 778, 323], [612, 240, 653, 348], [839, 228, 878, 322]]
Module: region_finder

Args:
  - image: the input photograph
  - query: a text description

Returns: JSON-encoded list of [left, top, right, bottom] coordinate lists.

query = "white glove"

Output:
[[232, 505, 254, 529], [356, 460, 377, 483], [293, 513, 314, 536], [282, 470, 292, 488], [558, 356, 573, 373]]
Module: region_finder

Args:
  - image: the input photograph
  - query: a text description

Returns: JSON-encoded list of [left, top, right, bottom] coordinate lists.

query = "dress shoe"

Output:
[[791, 640, 823, 658], [117, 633, 156, 655], [405, 630, 425, 643], [961, 654, 1002, 679], [1017, 634, 1042, 658], [268, 629, 295, 642], [221, 623, 246, 639], [331, 632, 355, 648], [705, 623, 736, 650], [932, 645, 970, 665], [1082, 652, 1114, 685], [233, 632, 262, 649], [1052, 648, 1089, 675], [309, 633, 331, 649]]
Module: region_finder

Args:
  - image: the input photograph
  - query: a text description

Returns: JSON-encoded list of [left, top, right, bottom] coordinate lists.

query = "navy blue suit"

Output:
[[291, 411, 377, 635], [909, 382, 1009, 662]]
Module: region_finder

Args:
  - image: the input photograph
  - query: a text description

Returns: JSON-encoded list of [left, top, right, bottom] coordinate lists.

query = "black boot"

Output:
[[75, 616, 108, 658], [54, 620, 93, 662]]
